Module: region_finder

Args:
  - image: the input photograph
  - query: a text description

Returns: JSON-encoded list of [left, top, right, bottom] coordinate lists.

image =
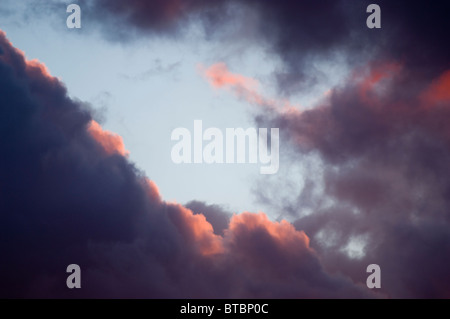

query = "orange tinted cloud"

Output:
[[26, 59, 56, 82], [203, 62, 259, 91], [0, 31, 56, 83], [166, 202, 313, 258], [201, 62, 300, 112], [141, 177, 162, 202], [422, 70, 450, 105], [167, 203, 223, 255], [87, 120, 129, 157], [223, 212, 315, 283], [227, 212, 310, 250]]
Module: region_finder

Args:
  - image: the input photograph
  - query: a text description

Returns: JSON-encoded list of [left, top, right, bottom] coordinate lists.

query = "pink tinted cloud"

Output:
[[87, 120, 130, 157], [167, 202, 224, 256], [227, 212, 310, 250], [200, 62, 300, 112]]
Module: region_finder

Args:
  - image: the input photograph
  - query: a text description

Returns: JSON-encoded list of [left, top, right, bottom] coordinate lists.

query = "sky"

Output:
[[0, 0, 450, 298]]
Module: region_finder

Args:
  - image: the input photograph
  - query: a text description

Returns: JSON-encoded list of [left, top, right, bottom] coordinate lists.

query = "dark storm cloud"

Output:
[[256, 60, 450, 297], [0, 31, 373, 298], [74, 0, 233, 41], [253, 0, 450, 92]]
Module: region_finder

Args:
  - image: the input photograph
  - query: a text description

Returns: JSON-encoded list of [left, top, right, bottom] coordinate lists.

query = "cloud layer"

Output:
[[0, 31, 371, 298]]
